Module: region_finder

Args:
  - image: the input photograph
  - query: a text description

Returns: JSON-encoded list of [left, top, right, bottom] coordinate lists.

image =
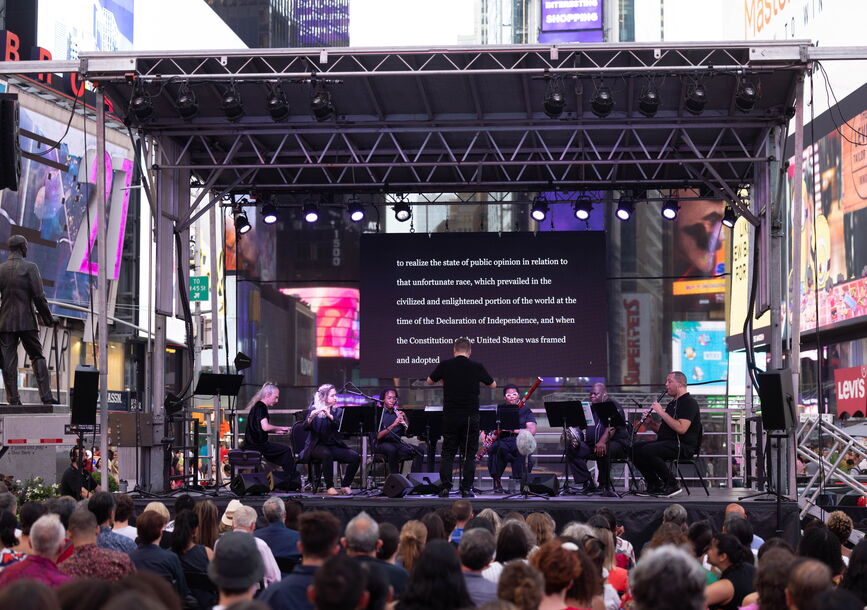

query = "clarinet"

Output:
[[637, 389, 669, 427]]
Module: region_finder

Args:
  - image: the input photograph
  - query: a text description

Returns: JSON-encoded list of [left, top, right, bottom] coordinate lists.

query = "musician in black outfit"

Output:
[[301, 384, 361, 496], [485, 384, 537, 494], [427, 338, 496, 498], [374, 387, 423, 474], [632, 371, 702, 498], [243, 382, 299, 485], [564, 382, 630, 497]]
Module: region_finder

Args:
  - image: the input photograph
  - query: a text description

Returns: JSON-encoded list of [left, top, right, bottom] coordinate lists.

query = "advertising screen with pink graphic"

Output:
[[281, 287, 360, 359]]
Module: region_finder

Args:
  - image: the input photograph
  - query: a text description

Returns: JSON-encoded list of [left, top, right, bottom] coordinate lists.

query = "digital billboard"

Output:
[[672, 320, 745, 395], [37, 0, 134, 60], [538, 0, 603, 44], [281, 287, 360, 359]]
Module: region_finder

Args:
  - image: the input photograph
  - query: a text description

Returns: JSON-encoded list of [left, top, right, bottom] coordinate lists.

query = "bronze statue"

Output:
[[0, 235, 58, 405]]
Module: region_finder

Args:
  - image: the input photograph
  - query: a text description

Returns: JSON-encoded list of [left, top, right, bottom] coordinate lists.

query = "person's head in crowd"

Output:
[[826, 511, 853, 549], [420, 511, 446, 541], [503, 511, 525, 523], [525, 512, 555, 546], [435, 507, 457, 538], [284, 499, 303, 530], [839, 537, 867, 606], [397, 519, 427, 573], [648, 521, 689, 551], [194, 499, 220, 549], [298, 511, 342, 563], [476, 508, 502, 534], [630, 544, 707, 610], [209, 530, 264, 608], [67, 508, 99, 547], [594, 508, 617, 534], [343, 511, 380, 556], [723, 514, 755, 551], [724, 503, 749, 520], [590, 526, 617, 571], [0, 492, 17, 518], [579, 532, 608, 578], [232, 505, 258, 534], [495, 520, 534, 564], [808, 589, 866, 610], [785, 558, 833, 610], [560, 522, 594, 543], [453, 337, 472, 357], [559, 540, 603, 608], [758, 537, 795, 559], [29, 514, 66, 562], [399, 539, 473, 610], [143, 501, 170, 522], [119, 569, 183, 610], [0, 510, 18, 550], [686, 520, 714, 559], [137, 509, 167, 545], [465, 516, 495, 535], [586, 514, 611, 532], [458, 527, 495, 572], [662, 503, 689, 531], [452, 500, 473, 526], [170, 509, 199, 553], [752, 547, 796, 610], [87, 491, 117, 527], [309, 554, 369, 610], [220, 499, 244, 532], [358, 560, 391, 610], [56, 578, 122, 610], [476, 602, 518, 610], [497, 560, 544, 610], [20, 500, 49, 537], [0, 579, 60, 610], [112, 494, 134, 528], [376, 522, 400, 563], [529, 540, 583, 606], [707, 533, 753, 572], [262, 497, 286, 525], [797, 524, 845, 577], [173, 494, 195, 516]]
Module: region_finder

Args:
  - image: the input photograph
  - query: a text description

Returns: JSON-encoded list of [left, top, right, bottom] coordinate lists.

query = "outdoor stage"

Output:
[[132, 487, 802, 551]]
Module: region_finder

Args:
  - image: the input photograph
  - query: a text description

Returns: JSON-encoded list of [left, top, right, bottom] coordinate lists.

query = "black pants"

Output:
[[487, 436, 531, 480], [565, 440, 595, 484], [374, 441, 423, 474], [632, 440, 684, 489], [439, 413, 479, 491], [0, 330, 51, 402], [309, 444, 360, 488], [592, 440, 629, 488], [246, 441, 296, 473]]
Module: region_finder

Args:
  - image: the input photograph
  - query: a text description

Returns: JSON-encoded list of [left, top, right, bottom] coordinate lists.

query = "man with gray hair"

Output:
[[255, 497, 301, 572], [343, 512, 408, 598], [662, 503, 689, 532], [0, 514, 70, 587], [630, 544, 706, 610], [458, 527, 498, 606], [228, 504, 280, 587]]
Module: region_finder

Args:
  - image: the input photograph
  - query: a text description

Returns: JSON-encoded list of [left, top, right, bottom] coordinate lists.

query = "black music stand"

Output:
[[591, 401, 626, 429], [407, 407, 444, 473], [193, 373, 244, 492], [339, 405, 378, 494], [545, 400, 588, 495]]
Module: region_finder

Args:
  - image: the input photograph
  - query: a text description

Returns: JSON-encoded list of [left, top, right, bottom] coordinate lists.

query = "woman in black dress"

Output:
[[301, 384, 360, 495]]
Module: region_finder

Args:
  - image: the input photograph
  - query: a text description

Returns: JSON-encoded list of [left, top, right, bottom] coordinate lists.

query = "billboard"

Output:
[[538, 0, 603, 44], [672, 320, 745, 395], [280, 286, 360, 359], [37, 0, 134, 60], [834, 365, 867, 418]]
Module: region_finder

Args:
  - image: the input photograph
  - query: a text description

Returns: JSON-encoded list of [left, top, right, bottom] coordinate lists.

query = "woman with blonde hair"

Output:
[[526, 512, 556, 546], [301, 384, 361, 495], [477, 508, 502, 534], [398, 520, 428, 572]]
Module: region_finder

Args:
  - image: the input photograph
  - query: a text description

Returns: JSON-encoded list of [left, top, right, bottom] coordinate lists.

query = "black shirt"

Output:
[[245, 401, 270, 446], [711, 563, 756, 610], [129, 543, 191, 597], [58, 466, 96, 500], [308, 407, 345, 445], [378, 408, 406, 443], [590, 400, 630, 444], [428, 356, 494, 415], [656, 392, 701, 451], [494, 403, 537, 436]]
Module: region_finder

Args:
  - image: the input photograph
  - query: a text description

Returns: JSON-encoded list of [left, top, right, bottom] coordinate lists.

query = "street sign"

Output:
[[189, 275, 209, 301]]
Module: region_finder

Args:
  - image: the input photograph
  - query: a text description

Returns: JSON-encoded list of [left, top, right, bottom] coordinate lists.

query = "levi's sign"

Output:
[[833, 365, 867, 417]]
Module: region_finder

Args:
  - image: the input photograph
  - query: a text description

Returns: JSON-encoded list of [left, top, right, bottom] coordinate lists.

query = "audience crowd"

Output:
[[0, 481, 864, 610]]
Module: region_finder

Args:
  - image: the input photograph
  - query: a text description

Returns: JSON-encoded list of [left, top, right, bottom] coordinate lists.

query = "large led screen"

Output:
[[360, 231, 608, 378]]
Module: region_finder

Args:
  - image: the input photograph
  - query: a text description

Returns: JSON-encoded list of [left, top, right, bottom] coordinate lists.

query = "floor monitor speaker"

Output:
[[383, 473, 413, 498], [231, 473, 270, 496], [527, 474, 560, 496]]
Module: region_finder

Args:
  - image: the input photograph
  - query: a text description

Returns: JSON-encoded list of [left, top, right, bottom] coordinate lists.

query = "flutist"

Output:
[[300, 384, 361, 496], [373, 387, 424, 474]]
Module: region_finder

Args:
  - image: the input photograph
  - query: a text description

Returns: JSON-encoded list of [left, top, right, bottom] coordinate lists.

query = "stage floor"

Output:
[[132, 487, 802, 551]]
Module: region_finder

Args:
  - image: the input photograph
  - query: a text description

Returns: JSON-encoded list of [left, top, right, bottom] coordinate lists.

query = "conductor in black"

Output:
[[426, 337, 496, 498], [0, 235, 58, 405]]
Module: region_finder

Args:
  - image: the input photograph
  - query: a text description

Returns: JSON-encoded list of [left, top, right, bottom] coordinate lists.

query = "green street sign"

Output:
[[189, 275, 209, 301]]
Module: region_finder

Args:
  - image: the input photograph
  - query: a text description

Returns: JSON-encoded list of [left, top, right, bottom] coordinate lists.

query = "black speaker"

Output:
[[383, 473, 413, 498], [0, 95, 20, 192], [231, 473, 270, 496], [408, 472, 442, 495], [71, 366, 99, 426], [527, 474, 560, 496], [268, 470, 301, 492], [757, 369, 796, 432]]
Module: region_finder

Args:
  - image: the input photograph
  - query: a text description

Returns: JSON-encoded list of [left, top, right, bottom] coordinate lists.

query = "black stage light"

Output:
[[638, 87, 660, 117], [234, 351, 252, 371], [661, 199, 680, 220], [311, 87, 335, 121], [530, 199, 549, 222], [235, 211, 251, 235], [735, 80, 758, 112], [348, 201, 365, 223], [544, 90, 565, 118], [615, 196, 634, 221], [129, 90, 154, 123], [722, 206, 737, 228], [261, 203, 278, 224], [591, 85, 614, 118], [393, 201, 412, 222], [176, 83, 198, 120], [267, 83, 290, 121], [221, 83, 244, 122], [573, 195, 593, 221], [685, 83, 707, 115], [303, 202, 320, 223]]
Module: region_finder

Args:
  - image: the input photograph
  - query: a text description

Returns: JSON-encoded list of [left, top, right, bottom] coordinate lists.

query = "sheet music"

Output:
[[582, 401, 595, 427], [424, 405, 443, 412]]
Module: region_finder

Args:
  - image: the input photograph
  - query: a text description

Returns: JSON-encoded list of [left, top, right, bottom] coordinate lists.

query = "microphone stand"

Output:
[[343, 383, 383, 494], [622, 398, 651, 496]]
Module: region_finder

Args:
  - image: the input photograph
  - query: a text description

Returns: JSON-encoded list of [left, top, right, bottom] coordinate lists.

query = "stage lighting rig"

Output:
[[638, 84, 660, 117], [735, 79, 758, 112], [261, 202, 278, 224], [176, 82, 198, 120], [266, 83, 290, 121], [722, 206, 737, 228], [685, 81, 707, 115], [543, 77, 565, 118], [591, 82, 614, 118], [234, 210, 251, 235], [311, 83, 335, 121], [302, 202, 320, 223], [129, 86, 154, 123], [348, 200, 365, 223], [615, 195, 634, 221], [392, 200, 412, 222], [221, 82, 244, 122], [661, 198, 679, 220], [530, 198, 549, 222], [573, 195, 593, 221]]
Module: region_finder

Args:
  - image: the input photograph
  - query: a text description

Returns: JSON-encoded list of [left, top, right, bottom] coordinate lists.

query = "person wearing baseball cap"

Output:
[[209, 530, 264, 610]]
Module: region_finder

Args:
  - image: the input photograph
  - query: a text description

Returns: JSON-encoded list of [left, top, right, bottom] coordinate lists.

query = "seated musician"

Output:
[[485, 384, 537, 493], [633, 371, 701, 498], [565, 382, 629, 498], [243, 382, 299, 486], [301, 384, 361, 496], [373, 387, 424, 474]]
